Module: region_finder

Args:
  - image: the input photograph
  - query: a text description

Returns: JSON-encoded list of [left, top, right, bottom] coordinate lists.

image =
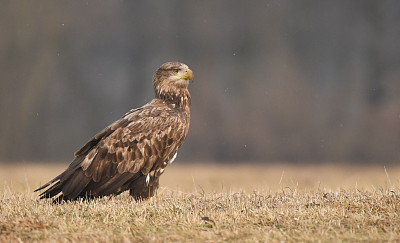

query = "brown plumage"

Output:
[[35, 62, 193, 202]]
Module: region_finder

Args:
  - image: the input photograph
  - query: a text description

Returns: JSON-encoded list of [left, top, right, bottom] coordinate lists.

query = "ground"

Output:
[[1, 162, 399, 242]]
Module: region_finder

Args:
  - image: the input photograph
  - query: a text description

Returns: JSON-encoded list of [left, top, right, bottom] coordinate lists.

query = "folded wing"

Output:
[[35, 103, 186, 201]]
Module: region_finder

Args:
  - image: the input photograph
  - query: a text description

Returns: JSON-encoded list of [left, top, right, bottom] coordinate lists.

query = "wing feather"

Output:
[[62, 169, 91, 198]]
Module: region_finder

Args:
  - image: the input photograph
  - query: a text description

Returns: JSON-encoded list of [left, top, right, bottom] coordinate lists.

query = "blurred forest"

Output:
[[1, 0, 400, 164]]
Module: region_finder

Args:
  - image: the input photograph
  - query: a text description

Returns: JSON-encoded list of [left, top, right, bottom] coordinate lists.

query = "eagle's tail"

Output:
[[34, 157, 85, 202], [34, 174, 64, 202], [34, 174, 61, 192]]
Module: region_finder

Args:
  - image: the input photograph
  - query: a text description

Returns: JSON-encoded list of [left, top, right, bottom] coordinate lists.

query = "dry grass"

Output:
[[1, 162, 400, 242]]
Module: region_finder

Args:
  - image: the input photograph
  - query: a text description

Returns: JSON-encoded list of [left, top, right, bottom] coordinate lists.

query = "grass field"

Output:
[[1, 162, 400, 242]]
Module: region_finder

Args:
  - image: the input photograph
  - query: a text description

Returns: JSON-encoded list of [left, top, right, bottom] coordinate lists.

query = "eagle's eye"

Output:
[[173, 69, 179, 74]]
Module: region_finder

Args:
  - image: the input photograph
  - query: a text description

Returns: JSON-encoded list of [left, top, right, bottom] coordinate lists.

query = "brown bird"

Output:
[[35, 62, 193, 202]]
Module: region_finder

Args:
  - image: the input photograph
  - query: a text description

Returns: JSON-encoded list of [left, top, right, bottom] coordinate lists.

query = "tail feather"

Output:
[[38, 181, 63, 199], [34, 157, 86, 202], [34, 174, 62, 192]]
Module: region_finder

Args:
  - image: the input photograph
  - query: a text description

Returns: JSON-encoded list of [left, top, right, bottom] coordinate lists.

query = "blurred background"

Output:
[[1, 0, 399, 164]]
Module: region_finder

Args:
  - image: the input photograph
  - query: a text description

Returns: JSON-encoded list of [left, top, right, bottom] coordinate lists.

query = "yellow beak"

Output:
[[177, 68, 194, 81]]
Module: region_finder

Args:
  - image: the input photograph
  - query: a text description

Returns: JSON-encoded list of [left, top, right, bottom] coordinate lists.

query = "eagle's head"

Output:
[[153, 62, 193, 105]]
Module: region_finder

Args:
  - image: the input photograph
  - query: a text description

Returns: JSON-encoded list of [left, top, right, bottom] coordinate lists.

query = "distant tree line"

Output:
[[1, 1, 399, 163]]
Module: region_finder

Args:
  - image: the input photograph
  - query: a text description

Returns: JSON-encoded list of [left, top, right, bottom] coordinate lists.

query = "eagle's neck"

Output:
[[156, 88, 191, 110]]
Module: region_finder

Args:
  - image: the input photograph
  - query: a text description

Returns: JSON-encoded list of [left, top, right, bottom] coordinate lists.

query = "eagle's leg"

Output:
[[129, 174, 159, 201]]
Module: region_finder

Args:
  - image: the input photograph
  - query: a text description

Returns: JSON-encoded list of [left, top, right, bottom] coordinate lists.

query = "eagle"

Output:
[[35, 61, 193, 202]]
